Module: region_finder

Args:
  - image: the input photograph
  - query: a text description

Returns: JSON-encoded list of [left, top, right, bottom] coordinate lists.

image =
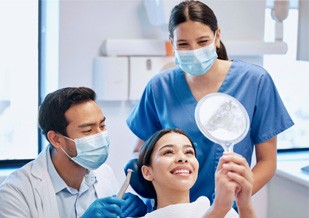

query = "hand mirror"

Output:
[[195, 93, 250, 152]]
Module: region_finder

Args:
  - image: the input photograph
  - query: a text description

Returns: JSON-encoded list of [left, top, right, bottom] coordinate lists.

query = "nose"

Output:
[[176, 153, 188, 163], [94, 126, 103, 134], [190, 42, 200, 50]]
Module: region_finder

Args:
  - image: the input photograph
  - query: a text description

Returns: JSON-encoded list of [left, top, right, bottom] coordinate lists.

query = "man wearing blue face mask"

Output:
[[0, 87, 147, 218]]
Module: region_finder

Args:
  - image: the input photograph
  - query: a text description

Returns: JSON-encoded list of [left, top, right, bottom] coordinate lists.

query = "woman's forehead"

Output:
[[155, 132, 192, 150], [173, 20, 213, 39]]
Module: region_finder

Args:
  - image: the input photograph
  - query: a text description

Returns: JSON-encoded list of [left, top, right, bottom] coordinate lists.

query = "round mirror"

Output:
[[195, 93, 250, 152]]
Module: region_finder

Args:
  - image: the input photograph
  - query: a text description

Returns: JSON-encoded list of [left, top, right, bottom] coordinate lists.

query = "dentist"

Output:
[[0, 87, 146, 218]]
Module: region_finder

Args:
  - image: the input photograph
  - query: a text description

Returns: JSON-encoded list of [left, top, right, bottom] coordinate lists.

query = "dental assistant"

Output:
[[0, 87, 146, 218], [126, 0, 294, 206]]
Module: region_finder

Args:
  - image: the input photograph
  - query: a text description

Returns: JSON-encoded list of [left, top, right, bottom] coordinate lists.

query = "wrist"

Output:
[[238, 201, 256, 218], [204, 202, 229, 218]]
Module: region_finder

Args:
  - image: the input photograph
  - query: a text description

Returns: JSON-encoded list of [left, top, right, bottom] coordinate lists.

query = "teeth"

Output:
[[173, 169, 190, 174]]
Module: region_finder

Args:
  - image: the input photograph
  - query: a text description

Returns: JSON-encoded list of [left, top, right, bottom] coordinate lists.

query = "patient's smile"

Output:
[[171, 167, 191, 175]]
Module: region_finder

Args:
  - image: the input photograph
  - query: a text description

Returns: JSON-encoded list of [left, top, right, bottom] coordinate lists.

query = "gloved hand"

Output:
[[81, 196, 124, 218], [121, 192, 147, 218]]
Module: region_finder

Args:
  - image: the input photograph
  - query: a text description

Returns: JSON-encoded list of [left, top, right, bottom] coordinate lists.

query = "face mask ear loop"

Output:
[[61, 135, 75, 159], [63, 135, 74, 142], [60, 147, 73, 159]]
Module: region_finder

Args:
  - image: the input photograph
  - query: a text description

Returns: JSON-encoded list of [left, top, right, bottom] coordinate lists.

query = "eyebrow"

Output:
[[158, 144, 193, 151], [77, 116, 106, 128], [176, 35, 211, 42]]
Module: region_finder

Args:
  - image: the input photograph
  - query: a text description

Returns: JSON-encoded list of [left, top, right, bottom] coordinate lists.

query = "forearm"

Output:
[[251, 156, 276, 194], [252, 137, 277, 194]]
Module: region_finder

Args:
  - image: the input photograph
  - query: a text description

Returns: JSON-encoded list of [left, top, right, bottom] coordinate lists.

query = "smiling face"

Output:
[[141, 132, 199, 197]]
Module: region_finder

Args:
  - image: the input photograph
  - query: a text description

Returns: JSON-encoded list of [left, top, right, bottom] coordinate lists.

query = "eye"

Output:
[[198, 40, 209, 46], [177, 42, 189, 49], [163, 149, 174, 155], [100, 123, 106, 130], [185, 149, 195, 155], [82, 129, 92, 134]]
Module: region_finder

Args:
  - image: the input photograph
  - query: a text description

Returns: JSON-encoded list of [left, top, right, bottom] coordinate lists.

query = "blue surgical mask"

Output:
[[62, 131, 110, 170], [174, 39, 218, 76]]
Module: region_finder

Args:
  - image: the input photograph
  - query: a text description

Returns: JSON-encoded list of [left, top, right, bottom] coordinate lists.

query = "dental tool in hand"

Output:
[[116, 169, 133, 199]]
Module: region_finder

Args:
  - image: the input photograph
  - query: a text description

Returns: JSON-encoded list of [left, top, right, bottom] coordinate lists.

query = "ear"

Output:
[[169, 36, 175, 50], [215, 28, 221, 48], [169, 35, 173, 44], [141, 165, 154, 181], [47, 130, 63, 149]]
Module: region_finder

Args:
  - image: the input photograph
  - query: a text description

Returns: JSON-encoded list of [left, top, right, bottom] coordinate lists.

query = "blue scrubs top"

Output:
[[127, 59, 294, 203]]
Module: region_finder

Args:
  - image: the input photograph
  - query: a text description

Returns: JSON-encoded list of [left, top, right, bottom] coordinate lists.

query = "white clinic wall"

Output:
[[58, 0, 162, 184], [59, 0, 163, 88], [58, 0, 268, 216]]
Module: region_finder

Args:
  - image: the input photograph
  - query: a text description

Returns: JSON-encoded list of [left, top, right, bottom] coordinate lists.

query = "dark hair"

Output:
[[168, 0, 228, 60], [137, 128, 196, 199], [38, 87, 96, 141]]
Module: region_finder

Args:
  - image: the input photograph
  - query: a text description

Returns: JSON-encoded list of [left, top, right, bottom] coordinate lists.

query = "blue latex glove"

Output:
[[120, 192, 147, 218], [81, 196, 124, 218]]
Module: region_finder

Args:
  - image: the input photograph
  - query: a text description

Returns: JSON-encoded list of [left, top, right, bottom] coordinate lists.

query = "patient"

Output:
[[136, 128, 256, 218]]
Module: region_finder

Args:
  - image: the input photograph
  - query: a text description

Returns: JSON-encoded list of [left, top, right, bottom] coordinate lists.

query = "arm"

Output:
[[252, 136, 277, 194]]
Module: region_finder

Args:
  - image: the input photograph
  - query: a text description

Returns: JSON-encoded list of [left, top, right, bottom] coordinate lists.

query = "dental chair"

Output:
[[124, 158, 156, 212]]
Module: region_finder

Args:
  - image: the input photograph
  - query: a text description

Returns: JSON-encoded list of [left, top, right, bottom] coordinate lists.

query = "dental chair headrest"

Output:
[[124, 158, 157, 199]]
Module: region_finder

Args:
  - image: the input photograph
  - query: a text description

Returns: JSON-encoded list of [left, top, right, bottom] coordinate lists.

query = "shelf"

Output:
[[224, 40, 288, 56]]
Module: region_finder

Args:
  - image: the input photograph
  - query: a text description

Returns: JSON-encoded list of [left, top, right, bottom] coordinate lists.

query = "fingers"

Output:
[[217, 152, 254, 198], [221, 152, 250, 169], [121, 192, 147, 217], [98, 196, 124, 207], [97, 197, 124, 217], [220, 152, 253, 182]]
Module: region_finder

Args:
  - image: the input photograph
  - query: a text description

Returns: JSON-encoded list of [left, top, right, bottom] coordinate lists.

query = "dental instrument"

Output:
[[116, 169, 133, 199]]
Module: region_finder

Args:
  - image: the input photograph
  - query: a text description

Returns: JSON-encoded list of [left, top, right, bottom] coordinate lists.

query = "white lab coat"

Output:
[[0, 146, 119, 218]]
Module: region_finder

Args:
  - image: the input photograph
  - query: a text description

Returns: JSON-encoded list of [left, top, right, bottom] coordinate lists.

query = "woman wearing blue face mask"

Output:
[[126, 0, 294, 211]]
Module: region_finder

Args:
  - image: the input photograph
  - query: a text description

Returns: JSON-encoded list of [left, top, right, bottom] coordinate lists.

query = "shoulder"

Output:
[[1, 148, 52, 191], [1, 161, 34, 188], [232, 59, 269, 77], [0, 161, 38, 205], [148, 66, 181, 86]]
